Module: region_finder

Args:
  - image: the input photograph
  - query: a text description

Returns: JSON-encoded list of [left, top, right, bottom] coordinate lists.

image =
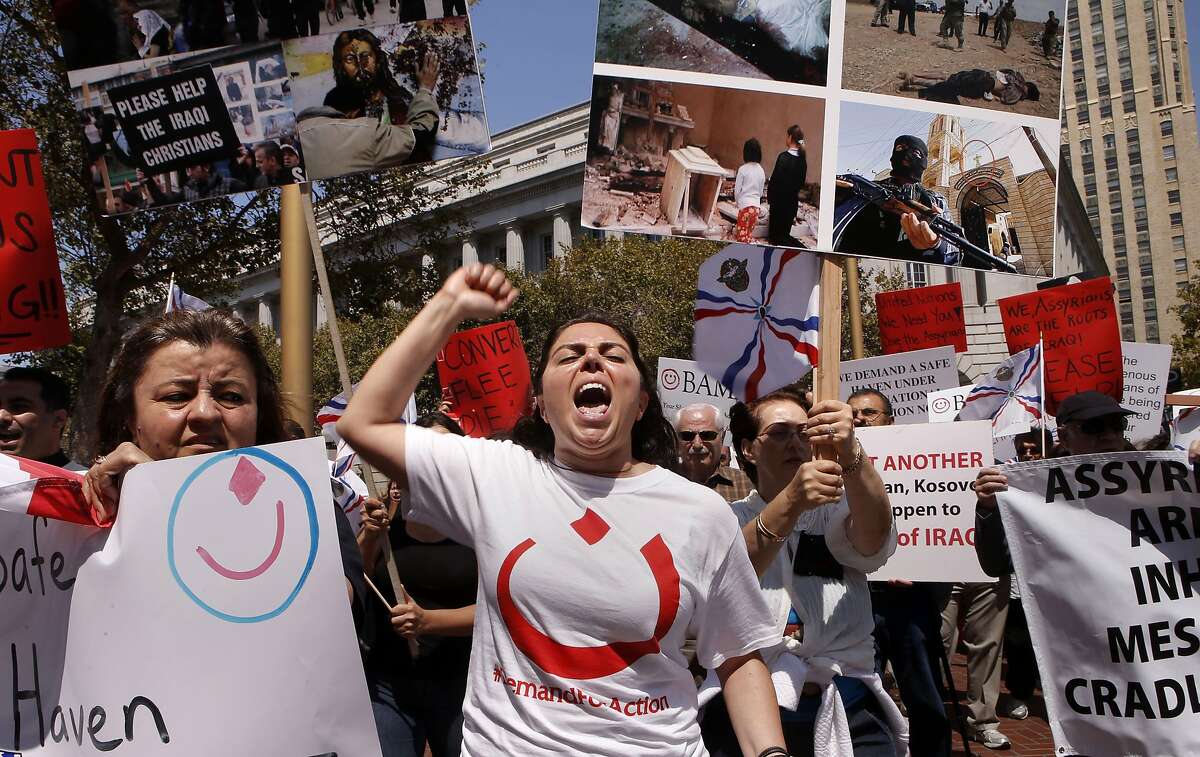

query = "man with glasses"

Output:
[[674, 403, 752, 504], [851, 388, 953, 756], [701, 386, 904, 755]]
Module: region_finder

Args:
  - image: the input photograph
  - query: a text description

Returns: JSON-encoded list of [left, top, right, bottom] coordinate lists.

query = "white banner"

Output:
[[928, 385, 974, 423], [1, 439, 382, 756], [657, 356, 737, 425], [840, 345, 959, 424], [859, 421, 990, 583], [1121, 341, 1172, 444], [997, 452, 1200, 756]]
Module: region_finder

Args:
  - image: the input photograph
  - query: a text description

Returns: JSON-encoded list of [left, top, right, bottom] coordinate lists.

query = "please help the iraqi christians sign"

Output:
[[106, 66, 239, 174], [996, 452, 1200, 756]]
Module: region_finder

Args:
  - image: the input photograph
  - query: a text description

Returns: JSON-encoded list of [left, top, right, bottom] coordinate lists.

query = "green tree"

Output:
[[1170, 275, 1200, 388], [840, 263, 911, 360], [0, 0, 486, 456]]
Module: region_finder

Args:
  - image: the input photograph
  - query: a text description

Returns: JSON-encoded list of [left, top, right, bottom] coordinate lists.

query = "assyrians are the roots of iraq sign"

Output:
[[859, 421, 990, 583], [0, 439, 382, 756], [997, 452, 1200, 756]]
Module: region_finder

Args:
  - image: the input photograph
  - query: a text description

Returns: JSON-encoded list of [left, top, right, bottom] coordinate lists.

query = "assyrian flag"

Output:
[[330, 463, 368, 531], [319, 386, 416, 443], [165, 278, 212, 313], [0, 454, 100, 527], [693, 245, 820, 401], [958, 344, 1043, 437]]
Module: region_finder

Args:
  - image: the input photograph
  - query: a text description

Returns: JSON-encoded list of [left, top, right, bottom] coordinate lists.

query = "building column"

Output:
[[552, 210, 572, 256], [461, 235, 479, 265], [504, 224, 525, 270], [257, 298, 273, 330]]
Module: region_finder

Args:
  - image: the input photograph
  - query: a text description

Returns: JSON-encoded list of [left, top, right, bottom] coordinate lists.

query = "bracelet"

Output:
[[841, 439, 865, 476], [757, 748, 790, 757], [754, 514, 788, 543]]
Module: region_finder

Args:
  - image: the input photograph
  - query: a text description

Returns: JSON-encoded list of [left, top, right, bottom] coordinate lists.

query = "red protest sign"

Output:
[[997, 276, 1121, 414], [875, 282, 967, 354], [436, 320, 532, 438], [0, 130, 70, 355]]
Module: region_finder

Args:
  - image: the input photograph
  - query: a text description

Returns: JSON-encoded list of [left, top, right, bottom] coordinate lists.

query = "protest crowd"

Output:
[[3, 257, 1198, 757]]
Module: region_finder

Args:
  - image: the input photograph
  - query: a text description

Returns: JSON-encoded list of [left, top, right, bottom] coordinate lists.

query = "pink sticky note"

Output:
[[229, 457, 266, 506]]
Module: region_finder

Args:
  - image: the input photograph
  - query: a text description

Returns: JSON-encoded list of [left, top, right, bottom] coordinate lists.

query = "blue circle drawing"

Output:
[[167, 447, 319, 624]]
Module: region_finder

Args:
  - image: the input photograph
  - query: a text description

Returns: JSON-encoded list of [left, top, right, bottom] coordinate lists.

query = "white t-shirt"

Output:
[[404, 428, 779, 756], [734, 162, 766, 211]]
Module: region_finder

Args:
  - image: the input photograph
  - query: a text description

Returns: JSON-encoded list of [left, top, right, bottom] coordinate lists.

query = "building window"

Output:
[[1103, 133, 1116, 150], [1168, 190, 1181, 204], [1161, 119, 1174, 137], [1174, 235, 1186, 251], [1078, 106, 1091, 125], [1163, 144, 1176, 161], [540, 233, 554, 270], [1171, 212, 1184, 226], [1166, 167, 1178, 182], [1177, 258, 1189, 275], [1099, 101, 1112, 118], [905, 263, 928, 288], [1081, 139, 1093, 155]]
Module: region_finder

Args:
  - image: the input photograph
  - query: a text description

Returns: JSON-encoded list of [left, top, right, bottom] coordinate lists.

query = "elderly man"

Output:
[[0, 367, 85, 470], [674, 402, 752, 503], [852, 388, 953, 757]]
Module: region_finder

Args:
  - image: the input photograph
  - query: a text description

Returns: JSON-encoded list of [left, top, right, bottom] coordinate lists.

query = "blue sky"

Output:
[[471, 1, 598, 134], [1190, 4, 1200, 134]]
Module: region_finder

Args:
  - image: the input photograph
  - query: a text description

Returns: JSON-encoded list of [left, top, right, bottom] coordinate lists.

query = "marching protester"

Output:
[[674, 402, 752, 504], [851, 389, 952, 757], [0, 367, 86, 470], [79, 309, 367, 629], [767, 125, 808, 248], [359, 411, 476, 757], [339, 264, 788, 756], [733, 138, 766, 244], [700, 385, 907, 756]]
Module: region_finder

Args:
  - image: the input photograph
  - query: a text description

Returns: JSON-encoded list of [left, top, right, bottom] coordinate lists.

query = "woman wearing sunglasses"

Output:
[[700, 385, 904, 757]]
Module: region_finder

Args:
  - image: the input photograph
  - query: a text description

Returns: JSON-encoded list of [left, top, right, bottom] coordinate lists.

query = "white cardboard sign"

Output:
[[1, 439, 382, 756], [840, 345, 959, 424], [1120, 341, 1172, 444], [859, 421, 990, 583], [927, 385, 975, 423], [657, 356, 737, 429], [997, 452, 1200, 756]]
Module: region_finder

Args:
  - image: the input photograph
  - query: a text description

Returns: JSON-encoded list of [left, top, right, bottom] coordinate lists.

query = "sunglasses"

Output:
[[1076, 415, 1128, 436], [757, 424, 810, 444], [852, 407, 887, 419], [678, 430, 719, 443]]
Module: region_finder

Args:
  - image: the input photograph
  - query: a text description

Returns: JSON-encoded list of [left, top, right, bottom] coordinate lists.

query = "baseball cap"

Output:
[[1056, 391, 1134, 424]]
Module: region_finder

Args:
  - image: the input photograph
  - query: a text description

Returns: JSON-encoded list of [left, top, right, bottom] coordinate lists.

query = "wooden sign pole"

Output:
[[813, 254, 845, 461], [299, 186, 416, 654]]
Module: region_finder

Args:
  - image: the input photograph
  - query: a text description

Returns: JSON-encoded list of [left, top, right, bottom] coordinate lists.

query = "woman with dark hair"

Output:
[[359, 411, 476, 757], [340, 264, 788, 756], [734, 137, 766, 243], [700, 386, 903, 756], [766, 125, 808, 248], [82, 309, 366, 628]]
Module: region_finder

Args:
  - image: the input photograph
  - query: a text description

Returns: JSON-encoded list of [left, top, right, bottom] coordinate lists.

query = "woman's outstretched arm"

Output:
[[338, 264, 518, 488]]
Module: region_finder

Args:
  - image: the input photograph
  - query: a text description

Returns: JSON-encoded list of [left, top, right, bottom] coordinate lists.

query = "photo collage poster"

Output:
[[57, 0, 489, 214], [588, 0, 1069, 277]]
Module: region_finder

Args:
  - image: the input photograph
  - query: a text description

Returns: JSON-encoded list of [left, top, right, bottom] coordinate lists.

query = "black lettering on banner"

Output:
[[106, 66, 239, 174]]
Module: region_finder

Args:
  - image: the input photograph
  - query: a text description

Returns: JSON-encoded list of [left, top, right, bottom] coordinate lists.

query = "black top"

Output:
[[364, 516, 477, 682], [767, 150, 808, 245], [335, 503, 368, 633]]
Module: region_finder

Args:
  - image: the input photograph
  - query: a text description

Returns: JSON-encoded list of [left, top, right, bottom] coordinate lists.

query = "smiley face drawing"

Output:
[[167, 448, 319, 623], [496, 508, 680, 680]]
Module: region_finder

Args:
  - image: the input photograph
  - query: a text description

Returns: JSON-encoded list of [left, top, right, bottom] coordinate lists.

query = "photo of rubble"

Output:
[[583, 75, 824, 248], [595, 0, 829, 86], [841, 0, 1065, 119]]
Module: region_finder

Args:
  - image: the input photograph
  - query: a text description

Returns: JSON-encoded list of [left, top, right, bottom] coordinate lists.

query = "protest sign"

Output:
[[1120, 341, 1172, 444], [106, 66, 240, 174], [0, 438, 382, 755], [0, 130, 71, 354], [998, 276, 1121, 415], [839, 345, 958, 424], [436, 320, 532, 438], [997, 452, 1200, 756], [656, 357, 736, 431], [928, 385, 974, 423], [875, 282, 967, 355], [859, 421, 990, 583]]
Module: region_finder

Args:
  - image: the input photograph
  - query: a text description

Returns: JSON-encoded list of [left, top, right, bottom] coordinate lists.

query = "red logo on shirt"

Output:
[[496, 508, 681, 680]]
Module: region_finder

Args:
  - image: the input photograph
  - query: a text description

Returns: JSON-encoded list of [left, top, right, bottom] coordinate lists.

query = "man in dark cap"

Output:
[[834, 134, 958, 265]]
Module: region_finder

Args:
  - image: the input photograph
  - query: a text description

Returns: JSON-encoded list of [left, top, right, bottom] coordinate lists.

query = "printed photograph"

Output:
[[841, 0, 1065, 119], [583, 75, 825, 247], [595, 0, 829, 85], [833, 101, 1058, 274], [69, 41, 307, 215], [282, 14, 489, 179], [52, 0, 468, 72]]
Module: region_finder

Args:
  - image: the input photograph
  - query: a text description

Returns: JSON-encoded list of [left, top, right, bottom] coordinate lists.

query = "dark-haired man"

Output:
[[142, 163, 248, 205], [253, 141, 290, 188], [0, 367, 85, 470]]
